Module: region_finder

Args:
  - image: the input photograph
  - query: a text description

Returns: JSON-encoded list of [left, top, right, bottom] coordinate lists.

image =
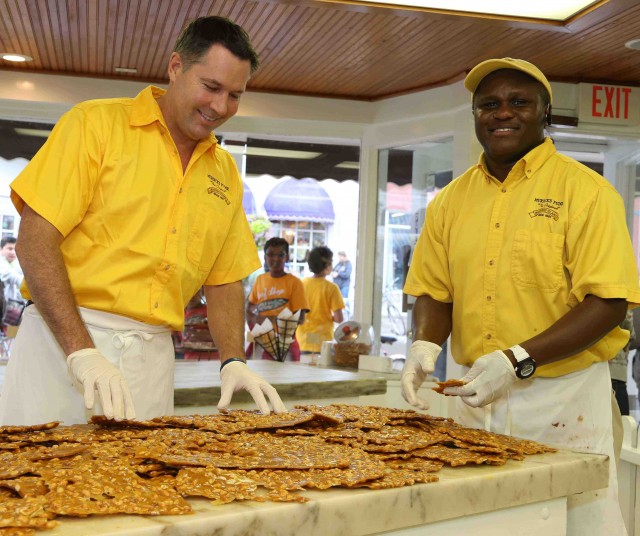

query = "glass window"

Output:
[[374, 138, 454, 362], [270, 221, 327, 276]]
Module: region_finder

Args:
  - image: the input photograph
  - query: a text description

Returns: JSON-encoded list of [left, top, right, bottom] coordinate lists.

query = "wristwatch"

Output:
[[508, 345, 537, 379]]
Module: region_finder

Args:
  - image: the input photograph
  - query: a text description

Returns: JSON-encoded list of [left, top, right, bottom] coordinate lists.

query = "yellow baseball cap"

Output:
[[464, 57, 552, 104]]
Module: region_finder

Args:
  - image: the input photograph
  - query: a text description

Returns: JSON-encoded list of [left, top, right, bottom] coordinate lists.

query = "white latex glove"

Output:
[[66, 348, 136, 421], [400, 340, 442, 410], [443, 350, 516, 408], [218, 361, 287, 415]]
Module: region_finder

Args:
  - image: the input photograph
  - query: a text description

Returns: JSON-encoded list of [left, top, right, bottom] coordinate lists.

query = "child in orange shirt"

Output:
[[246, 237, 309, 360]]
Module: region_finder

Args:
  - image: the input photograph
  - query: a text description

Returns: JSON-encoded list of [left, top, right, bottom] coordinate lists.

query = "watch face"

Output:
[[518, 361, 536, 378]]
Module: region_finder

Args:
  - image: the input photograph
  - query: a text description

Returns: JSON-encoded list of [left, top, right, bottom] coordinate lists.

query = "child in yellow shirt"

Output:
[[297, 246, 345, 353]]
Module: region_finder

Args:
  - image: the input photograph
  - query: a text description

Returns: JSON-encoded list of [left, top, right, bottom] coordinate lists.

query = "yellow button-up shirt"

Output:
[[405, 138, 640, 377], [11, 86, 260, 330]]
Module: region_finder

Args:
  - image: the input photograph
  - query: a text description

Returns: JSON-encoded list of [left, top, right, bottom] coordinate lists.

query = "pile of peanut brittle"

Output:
[[0, 404, 556, 534]]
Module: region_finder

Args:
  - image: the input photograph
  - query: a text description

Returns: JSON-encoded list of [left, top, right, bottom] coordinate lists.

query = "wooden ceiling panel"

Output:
[[0, 0, 639, 100]]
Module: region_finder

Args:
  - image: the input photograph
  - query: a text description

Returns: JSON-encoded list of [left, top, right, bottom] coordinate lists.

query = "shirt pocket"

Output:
[[186, 201, 228, 273], [511, 229, 565, 292]]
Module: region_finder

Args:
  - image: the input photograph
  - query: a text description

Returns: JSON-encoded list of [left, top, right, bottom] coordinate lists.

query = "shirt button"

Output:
[[154, 302, 159, 309], [486, 334, 492, 340], [172, 227, 177, 234], [486, 296, 492, 301], [489, 259, 494, 266], [179, 187, 183, 193], [501, 188, 507, 193], [164, 264, 170, 270], [495, 223, 500, 228]]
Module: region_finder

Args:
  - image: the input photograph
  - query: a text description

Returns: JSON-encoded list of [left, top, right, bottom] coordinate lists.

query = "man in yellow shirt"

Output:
[[0, 16, 286, 426], [402, 58, 640, 536]]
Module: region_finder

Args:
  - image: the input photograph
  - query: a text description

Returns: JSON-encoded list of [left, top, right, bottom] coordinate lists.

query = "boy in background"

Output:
[[246, 237, 308, 360], [298, 246, 345, 354]]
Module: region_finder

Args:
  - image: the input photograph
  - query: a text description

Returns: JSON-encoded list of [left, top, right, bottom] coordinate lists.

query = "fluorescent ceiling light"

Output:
[[335, 161, 360, 169], [0, 53, 33, 62], [339, 0, 599, 21], [225, 146, 322, 159], [15, 128, 51, 137], [114, 67, 138, 74]]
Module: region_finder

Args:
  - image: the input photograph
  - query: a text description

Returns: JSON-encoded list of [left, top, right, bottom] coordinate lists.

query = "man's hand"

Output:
[[218, 361, 287, 414], [66, 348, 136, 420], [443, 350, 516, 407], [401, 341, 442, 410]]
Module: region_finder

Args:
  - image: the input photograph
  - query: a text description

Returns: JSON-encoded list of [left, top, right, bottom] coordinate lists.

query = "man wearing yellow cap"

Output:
[[402, 58, 639, 535]]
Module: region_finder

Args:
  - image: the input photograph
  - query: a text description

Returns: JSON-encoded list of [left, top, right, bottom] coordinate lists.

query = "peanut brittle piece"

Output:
[[0, 443, 27, 451], [383, 458, 444, 473], [23, 444, 90, 461], [193, 409, 316, 434], [295, 404, 390, 429], [0, 454, 38, 480], [0, 497, 56, 529], [142, 433, 352, 470], [177, 467, 261, 504], [0, 527, 37, 535], [40, 459, 192, 516], [448, 439, 506, 454], [357, 426, 448, 453], [90, 416, 170, 429], [443, 427, 556, 455], [432, 379, 466, 395], [0, 423, 59, 435], [0, 478, 48, 498], [246, 450, 386, 492], [353, 467, 439, 489], [412, 445, 507, 466]]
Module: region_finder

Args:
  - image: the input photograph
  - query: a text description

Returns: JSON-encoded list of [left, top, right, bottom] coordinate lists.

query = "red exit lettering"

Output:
[[592, 85, 632, 119]]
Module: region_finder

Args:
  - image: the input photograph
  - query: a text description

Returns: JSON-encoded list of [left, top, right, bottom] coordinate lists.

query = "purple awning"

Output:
[[264, 177, 334, 223]]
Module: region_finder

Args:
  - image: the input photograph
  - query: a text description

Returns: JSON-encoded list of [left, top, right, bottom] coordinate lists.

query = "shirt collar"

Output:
[[476, 137, 556, 183], [129, 86, 218, 149]]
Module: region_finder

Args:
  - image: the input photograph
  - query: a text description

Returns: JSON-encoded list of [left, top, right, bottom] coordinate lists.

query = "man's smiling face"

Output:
[[165, 44, 251, 145], [473, 69, 549, 172]]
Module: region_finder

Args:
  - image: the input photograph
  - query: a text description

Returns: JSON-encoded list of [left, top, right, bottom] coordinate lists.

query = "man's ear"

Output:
[[167, 52, 182, 81], [546, 105, 553, 126]]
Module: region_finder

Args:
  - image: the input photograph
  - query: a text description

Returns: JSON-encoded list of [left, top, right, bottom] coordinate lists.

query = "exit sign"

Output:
[[579, 83, 640, 125]]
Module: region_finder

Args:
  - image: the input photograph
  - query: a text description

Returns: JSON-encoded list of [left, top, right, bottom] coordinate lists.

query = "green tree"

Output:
[[248, 215, 272, 248]]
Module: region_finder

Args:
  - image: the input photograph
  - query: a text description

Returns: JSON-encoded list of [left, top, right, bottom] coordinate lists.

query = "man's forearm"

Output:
[[16, 205, 93, 354], [205, 281, 246, 361], [512, 295, 627, 367], [412, 294, 452, 345]]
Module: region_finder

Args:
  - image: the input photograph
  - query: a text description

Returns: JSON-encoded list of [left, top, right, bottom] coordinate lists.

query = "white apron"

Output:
[[455, 361, 627, 536], [0, 305, 174, 426]]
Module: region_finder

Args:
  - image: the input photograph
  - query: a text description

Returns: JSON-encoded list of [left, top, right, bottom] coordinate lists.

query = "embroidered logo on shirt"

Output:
[[257, 298, 288, 313], [207, 175, 231, 205], [529, 197, 563, 220]]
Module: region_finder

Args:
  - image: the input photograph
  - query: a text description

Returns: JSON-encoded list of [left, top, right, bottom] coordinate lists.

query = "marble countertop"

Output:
[[174, 360, 391, 406], [44, 449, 609, 536]]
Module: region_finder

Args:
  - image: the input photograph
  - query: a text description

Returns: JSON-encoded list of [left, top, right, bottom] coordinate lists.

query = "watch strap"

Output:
[[509, 344, 530, 364]]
